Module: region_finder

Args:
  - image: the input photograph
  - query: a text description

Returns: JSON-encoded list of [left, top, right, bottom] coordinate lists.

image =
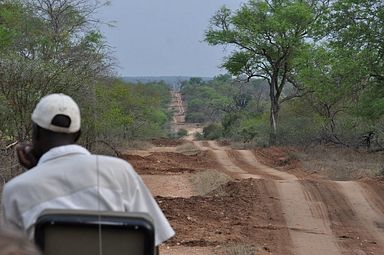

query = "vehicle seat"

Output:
[[34, 209, 155, 255]]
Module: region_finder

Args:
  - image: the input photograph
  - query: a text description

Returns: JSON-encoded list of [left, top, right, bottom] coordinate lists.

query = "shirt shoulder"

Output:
[[3, 168, 37, 194], [95, 155, 136, 173]]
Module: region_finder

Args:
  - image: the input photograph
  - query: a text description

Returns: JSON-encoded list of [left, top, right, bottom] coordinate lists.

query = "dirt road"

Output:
[[124, 91, 384, 254]]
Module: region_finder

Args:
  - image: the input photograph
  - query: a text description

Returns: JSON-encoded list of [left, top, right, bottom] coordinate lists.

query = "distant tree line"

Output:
[[92, 79, 171, 145], [183, 0, 384, 149]]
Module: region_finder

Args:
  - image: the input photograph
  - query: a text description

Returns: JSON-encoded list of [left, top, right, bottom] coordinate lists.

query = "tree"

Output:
[[294, 45, 368, 145], [205, 0, 316, 144], [322, 0, 384, 118], [303, 0, 384, 147], [0, 0, 111, 140], [94, 80, 171, 141]]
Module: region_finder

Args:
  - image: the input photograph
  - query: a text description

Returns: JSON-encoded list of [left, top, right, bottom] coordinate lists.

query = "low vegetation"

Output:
[[175, 142, 200, 156], [190, 170, 231, 196], [295, 146, 384, 181], [221, 244, 258, 255], [90, 79, 171, 146]]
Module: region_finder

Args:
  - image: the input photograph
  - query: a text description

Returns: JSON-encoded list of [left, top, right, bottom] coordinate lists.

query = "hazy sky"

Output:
[[98, 0, 244, 77]]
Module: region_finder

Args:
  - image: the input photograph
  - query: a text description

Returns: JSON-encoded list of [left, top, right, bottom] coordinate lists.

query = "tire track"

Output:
[[302, 180, 379, 255], [338, 181, 384, 249], [201, 141, 261, 179], [196, 140, 384, 255], [226, 150, 283, 180], [206, 140, 225, 150], [236, 150, 297, 181], [277, 180, 341, 255], [207, 141, 341, 255]]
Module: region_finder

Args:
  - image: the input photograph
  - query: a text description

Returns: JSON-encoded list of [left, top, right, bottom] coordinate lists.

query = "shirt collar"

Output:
[[38, 144, 91, 165]]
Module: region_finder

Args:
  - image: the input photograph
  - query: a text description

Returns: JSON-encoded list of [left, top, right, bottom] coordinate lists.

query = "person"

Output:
[[1, 93, 175, 246], [0, 228, 40, 255]]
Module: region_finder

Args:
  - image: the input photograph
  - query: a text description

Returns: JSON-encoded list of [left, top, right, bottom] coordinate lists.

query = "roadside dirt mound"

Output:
[[217, 140, 231, 146], [151, 138, 185, 147], [122, 151, 216, 175], [253, 147, 300, 170], [157, 179, 292, 254]]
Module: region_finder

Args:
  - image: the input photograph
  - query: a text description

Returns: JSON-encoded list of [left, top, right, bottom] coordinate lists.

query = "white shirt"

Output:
[[1, 145, 175, 245]]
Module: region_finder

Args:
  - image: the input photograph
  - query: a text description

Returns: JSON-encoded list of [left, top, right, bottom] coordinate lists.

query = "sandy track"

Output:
[[278, 180, 341, 255], [302, 180, 380, 254], [202, 141, 261, 179], [198, 140, 384, 255], [338, 181, 384, 249], [234, 148, 341, 254], [237, 150, 297, 181]]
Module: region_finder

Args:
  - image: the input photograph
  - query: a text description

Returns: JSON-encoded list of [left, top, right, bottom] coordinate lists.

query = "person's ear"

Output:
[[32, 123, 40, 141]]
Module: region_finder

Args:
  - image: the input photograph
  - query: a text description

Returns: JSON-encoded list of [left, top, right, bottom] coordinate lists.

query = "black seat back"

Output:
[[34, 209, 155, 255]]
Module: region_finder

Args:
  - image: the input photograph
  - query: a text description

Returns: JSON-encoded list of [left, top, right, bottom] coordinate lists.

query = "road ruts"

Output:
[[338, 181, 384, 250], [195, 140, 261, 179], [302, 180, 381, 254], [234, 148, 343, 254], [200, 141, 343, 255], [192, 139, 384, 255]]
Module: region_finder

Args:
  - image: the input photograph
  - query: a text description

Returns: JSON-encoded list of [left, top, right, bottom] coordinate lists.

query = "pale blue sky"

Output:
[[98, 0, 244, 77]]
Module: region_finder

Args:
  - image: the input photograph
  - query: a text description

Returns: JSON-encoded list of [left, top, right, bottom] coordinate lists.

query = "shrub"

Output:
[[194, 132, 204, 140], [190, 170, 230, 196], [203, 123, 223, 140], [177, 128, 188, 138]]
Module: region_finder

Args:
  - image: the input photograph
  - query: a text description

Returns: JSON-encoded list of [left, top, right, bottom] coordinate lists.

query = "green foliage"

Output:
[[277, 99, 323, 145], [205, 0, 318, 145], [221, 111, 269, 143], [194, 132, 204, 141], [181, 75, 236, 123], [92, 79, 171, 142], [203, 123, 224, 140], [0, 0, 111, 141], [182, 75, 268, 124], [182, 74, 270, 143], [177, 129, 188, 138]]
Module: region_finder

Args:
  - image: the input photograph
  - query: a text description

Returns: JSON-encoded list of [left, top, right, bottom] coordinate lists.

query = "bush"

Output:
[[177, 128, 188, 138], [203, 123, 223, 140], [190, 170, 230, 196], [194, 132, 204, 140], [185, 112, 206, 123]]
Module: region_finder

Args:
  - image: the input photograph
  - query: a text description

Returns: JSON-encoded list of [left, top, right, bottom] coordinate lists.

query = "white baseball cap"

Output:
[[31, 93, 81, 133]]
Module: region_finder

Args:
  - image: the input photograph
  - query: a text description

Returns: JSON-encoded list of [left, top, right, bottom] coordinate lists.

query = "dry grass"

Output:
[[0, 141, 22, 218], [190, 170, 231, 196], [120, 140, 153, 150], [221, 243, 259, 255], [175, 142, 201, 156], [231, 141, 268, 150], [295, 146, 384, 181]]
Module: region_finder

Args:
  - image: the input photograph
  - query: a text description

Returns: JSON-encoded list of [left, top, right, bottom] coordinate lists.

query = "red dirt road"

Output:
[[122, 91, 384, 254], [124, 139, 384, 254]]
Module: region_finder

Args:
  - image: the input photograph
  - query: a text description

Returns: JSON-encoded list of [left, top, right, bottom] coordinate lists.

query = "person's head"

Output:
[[0, 228, 40, 255], [31, 93, 81, 158]]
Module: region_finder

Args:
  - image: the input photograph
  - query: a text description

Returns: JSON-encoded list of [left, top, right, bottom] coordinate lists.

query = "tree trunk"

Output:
[[269, 99, 279, 145], [268, 76, 280, 146]]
